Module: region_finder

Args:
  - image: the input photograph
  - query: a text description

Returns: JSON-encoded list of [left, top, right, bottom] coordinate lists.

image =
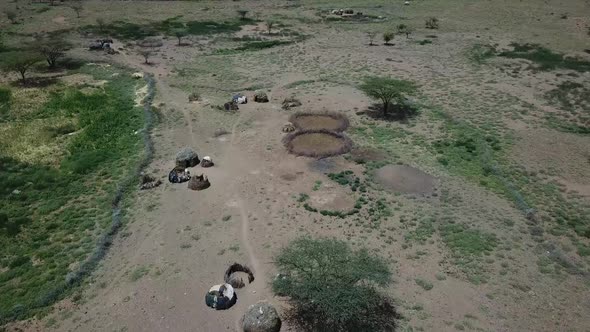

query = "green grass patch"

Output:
[[440, 224, 497, 256], [468, 44, 496, 64], [0, 87, 10, 120], [0, 65, 145, 322], [498, 43, 590, 72], [405, 217, 436, 244], [129, 266, 150, 282]]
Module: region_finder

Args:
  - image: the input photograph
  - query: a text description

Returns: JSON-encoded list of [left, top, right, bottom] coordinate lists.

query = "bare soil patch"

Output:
[[374, 165, 436, 195], [309, 190, 356, 211], [289, 111, 349, 132], [283, 130, 352, 158], [349, 147, 387, 163]]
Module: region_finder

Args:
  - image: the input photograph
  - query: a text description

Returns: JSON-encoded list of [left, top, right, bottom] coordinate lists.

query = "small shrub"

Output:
[[415, 278, 434, 290], [425, 17, 439, 29], [188, 92, 201, 102], [297, 193, 309, 202], [383, 31, 394, 45]]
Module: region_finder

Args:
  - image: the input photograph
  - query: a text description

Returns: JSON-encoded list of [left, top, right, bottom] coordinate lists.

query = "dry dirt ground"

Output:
[[2, 0, 590, 331]]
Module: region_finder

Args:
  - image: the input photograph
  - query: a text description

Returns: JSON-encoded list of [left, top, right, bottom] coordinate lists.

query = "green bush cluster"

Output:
[[273, 237, 398, 331], [83, 17, 255, 41], [498, 43, 590, 72]]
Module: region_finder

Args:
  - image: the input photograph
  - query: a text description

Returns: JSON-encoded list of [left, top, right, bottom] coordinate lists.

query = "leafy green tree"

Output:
[[272, 237, 398, 331], [383, 31, 394, 45], [397, 24, 412, 38], [237, 10, 249, 20], [0, 51, 41, 83], [173, 28, 188, 46], [359, 76, 417, 116]]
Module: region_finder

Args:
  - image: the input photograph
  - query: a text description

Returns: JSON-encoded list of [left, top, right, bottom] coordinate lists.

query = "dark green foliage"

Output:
[[237, 40, 291, 51], [545, 81, 587, 112], [303, 203, 318, 212], [216, 40, 292, 54], [498, 43, 590, 72], [273, 238, 398, 331], [83, 17, 253, 41], [297, 193, 309, 202], [417, 39, 432, 45], [86, 20, 158, 40], [543, 81, 590, 134], [328, 170, 354, 185], [186, 20, 246, 35], [359, 76, 418, 117]]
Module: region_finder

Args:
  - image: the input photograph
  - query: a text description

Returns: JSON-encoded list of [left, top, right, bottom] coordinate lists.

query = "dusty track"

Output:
[[45, 52, 275, 330]]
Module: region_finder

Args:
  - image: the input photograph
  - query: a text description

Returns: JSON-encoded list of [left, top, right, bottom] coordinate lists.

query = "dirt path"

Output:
[[43, 47, 280, 330]]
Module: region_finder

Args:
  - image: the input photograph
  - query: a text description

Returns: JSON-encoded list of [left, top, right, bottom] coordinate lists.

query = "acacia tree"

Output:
[[397, 24, 412, 38], [366, 31, 377, 46], [37, 37, 72, 68], [173, 28, 188, 46], [137, 49, 153, 64], [70, 2, 83, 18], [1, 51, 42, 84], [237, 10, 249, 20], [359, 76, 417, 116], [383, 31, 394, 45], [272, 237, 398, 331]]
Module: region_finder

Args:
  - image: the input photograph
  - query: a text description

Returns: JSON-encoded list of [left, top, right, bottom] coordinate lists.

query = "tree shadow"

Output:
[[285, 295, 402, 332], [362, 102, 419, 122], [10, 76, 59, 88]]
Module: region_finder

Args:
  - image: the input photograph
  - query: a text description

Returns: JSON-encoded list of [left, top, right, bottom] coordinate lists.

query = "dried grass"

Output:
[[289, 111, 349, 132], [283, 129, 352, 158]]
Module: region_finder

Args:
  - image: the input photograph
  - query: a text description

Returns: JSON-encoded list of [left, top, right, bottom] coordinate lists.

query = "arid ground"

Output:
[[1, 0, 589, 331]]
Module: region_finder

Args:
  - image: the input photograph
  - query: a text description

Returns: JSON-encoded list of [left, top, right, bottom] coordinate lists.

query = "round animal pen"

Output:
[[283, 129, 352, 158], [289, 111, 349, 132]]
